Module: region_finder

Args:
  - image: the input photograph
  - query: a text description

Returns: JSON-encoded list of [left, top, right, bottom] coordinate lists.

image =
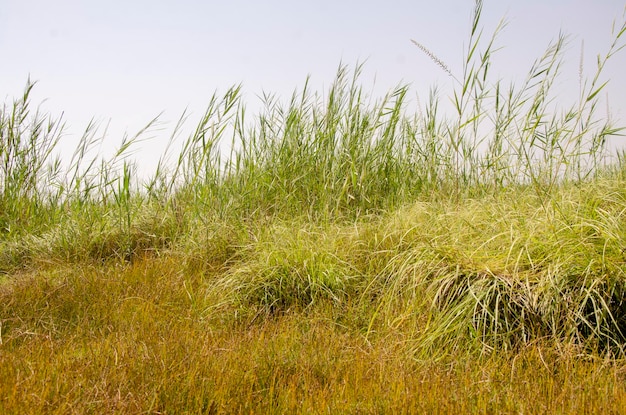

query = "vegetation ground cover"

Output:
[[2, 2, 626, 412]]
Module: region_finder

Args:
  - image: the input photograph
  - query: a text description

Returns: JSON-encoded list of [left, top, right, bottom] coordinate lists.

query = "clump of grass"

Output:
[[0, 80, 64, 236], [225, 222, 359, 313], [377, 178, 626, 356], [412, 0, 625, 200]]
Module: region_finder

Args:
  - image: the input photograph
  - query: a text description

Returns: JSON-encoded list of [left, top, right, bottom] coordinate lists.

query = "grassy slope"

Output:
[[3, 2, 626, 412], [2, 177, 626, 413]]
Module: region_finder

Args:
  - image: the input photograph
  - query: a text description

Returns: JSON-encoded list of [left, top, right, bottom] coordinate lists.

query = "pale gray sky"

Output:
[[1, 1, 625, 174]]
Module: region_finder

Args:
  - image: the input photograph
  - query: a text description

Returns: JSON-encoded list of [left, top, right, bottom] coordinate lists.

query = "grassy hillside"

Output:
[[2, 3, 626, 413]]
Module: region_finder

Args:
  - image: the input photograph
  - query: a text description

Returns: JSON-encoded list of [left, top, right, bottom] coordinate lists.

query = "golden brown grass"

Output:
[[2, 256, 626, 414]]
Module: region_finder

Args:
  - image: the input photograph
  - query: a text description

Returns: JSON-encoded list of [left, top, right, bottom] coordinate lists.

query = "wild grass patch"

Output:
[[2, 0, 626, 412]]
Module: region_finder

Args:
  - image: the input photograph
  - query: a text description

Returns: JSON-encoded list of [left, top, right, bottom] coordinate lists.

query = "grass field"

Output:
[[2, 2, 626, 413]]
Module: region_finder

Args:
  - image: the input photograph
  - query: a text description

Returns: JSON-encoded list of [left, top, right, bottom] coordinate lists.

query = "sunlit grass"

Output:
[[2, 259, 626, 413], [2, 1, 626, 412]]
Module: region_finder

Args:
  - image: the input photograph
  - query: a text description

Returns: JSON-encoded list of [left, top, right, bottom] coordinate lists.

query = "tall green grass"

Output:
[[2, 0, 626, 358], [4, 9, 624, 230]]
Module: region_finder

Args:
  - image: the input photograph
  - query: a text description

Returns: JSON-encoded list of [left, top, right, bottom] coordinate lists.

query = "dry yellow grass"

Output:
[[2, 257, 626, 414]]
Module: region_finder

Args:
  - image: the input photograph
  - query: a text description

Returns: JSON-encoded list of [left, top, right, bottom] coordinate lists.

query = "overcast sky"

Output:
[[1, 0, 625, 175]]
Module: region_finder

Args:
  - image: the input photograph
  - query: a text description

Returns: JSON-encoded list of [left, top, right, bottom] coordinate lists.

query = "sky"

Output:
[[1, 0, 626, 176]]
